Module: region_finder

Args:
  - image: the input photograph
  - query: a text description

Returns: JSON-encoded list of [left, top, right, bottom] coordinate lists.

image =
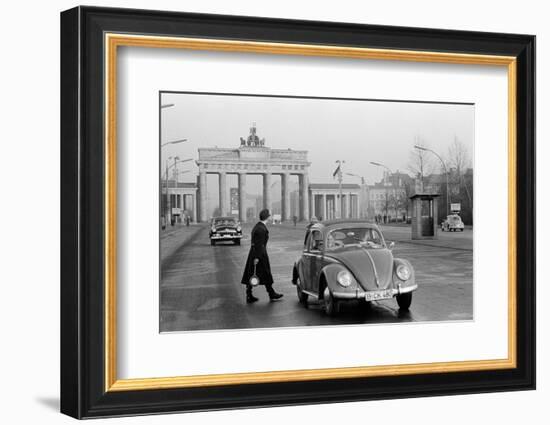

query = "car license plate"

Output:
[[365, 289, 393, 301], [223, 234, 232, 238]]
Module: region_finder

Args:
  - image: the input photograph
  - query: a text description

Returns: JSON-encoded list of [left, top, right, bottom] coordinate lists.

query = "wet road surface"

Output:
[[160, 223, 473, 332]]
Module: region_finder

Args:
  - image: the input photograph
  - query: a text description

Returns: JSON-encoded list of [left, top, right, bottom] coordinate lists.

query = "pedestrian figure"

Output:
[[292, 215, 297, 227], [240, 209, 283, 303]]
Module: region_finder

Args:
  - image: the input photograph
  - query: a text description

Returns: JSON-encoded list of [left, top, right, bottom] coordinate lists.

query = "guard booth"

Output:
[[410, 193, 440, 240]]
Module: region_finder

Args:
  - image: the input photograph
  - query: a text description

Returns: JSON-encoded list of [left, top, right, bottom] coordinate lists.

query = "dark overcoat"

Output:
[[241, 221, 274, 286]]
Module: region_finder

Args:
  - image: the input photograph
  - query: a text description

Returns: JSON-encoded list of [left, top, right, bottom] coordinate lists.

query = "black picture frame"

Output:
[[60, 6, 535, 419]]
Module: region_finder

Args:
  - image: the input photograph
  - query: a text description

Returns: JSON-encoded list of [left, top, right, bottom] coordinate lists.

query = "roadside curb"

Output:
[[394, 238, 473, 252]]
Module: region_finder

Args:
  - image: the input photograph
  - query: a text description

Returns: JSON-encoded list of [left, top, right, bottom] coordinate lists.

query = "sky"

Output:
[[160, 92, 474, 201]]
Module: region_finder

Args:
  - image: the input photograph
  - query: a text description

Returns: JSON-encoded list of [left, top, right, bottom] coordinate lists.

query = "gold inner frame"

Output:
[[104, 33, 517, 392]]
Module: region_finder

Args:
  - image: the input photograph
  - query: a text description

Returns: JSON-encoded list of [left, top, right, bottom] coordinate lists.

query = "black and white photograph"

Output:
[[159, 92, 474, 332]]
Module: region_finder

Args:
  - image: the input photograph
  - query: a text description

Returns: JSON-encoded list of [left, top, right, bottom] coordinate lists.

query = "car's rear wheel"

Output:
[[323, 287, 338, 316], [296, 277, 308, 305], [396, 292, 412, 310]]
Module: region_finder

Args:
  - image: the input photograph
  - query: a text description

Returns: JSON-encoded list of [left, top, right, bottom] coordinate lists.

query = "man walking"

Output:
[[240, 209, 283, 303]]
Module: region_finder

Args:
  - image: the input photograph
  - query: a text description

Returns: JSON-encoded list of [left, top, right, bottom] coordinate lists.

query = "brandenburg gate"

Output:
[[196, 124, 310, 223]]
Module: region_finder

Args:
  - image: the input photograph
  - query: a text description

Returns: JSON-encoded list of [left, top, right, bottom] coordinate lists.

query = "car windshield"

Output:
[[214, 218, 236, 226], [326, 227, 385, 250], [448, 215, 462, 223]]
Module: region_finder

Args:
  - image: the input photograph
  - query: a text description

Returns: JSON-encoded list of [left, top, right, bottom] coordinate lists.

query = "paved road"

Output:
[[160, 223, 473, 332]]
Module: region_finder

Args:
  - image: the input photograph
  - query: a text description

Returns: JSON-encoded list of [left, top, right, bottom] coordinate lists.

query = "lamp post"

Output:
[[414, 145, 450, 216], [370, 161, 392, 223], [346, 173, 366, 219], [345, 172, 365, 185], [166, 156, 178, 226], [161, 138, 187, 148], [160, 138, 190, 228], [163, 157, 195, 225], [335, 160, 345, 218]]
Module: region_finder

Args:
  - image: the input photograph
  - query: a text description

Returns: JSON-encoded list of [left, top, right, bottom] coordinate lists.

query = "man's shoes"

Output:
[[246, 294, 259, 304], [269, 292, 284, 301]]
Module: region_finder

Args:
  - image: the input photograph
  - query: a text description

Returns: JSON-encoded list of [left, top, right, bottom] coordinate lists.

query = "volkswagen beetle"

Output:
[[441, 214, 465, 232], [291, 220, 417, 315]]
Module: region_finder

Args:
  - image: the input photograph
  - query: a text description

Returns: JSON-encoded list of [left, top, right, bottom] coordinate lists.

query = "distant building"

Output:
[[161, 180, 198, 223], [368, 171, 414, 221], [308, 183, 361, 220], [419, 168, 473, 224]]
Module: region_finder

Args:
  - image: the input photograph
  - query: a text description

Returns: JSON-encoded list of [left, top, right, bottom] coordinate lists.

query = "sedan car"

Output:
[[292, 220, 417, 316], [209, 216, 242, 245], [441, 214, 465, 232]]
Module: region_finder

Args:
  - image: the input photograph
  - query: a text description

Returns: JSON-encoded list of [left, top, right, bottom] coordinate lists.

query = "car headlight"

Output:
[[396, 264, 411, 281], [211, 226, 216, 233], [336, 270, 353, 287], [237, 226, 242, 232]]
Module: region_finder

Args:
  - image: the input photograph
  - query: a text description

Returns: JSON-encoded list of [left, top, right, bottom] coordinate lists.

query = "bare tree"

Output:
[[398, 183, 413, 220], [447, 137, 472, 204], [407, 137, 434, 191], [447, 137, 471, 175]]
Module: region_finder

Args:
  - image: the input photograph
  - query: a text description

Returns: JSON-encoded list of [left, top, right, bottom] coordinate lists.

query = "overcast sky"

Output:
[[161, 92, 474, 191]]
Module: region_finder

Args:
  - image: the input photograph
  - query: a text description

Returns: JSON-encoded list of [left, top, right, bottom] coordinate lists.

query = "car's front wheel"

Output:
[[323, 287, 338, 316], [210, 240, 215, 246], [296, 277, 308, 305], [234, 239, 240, 245], [396, 292, 412, 310]]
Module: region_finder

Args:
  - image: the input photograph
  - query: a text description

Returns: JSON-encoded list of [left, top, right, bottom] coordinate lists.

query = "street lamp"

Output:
[[160, 138, 190, 228], [162, 158, 193, 180], [345, 172, 365, 185], [414, 145, 450, 216], [370, 161, 393, 222], [346, 173, 366, 219], [161, 138, 187, 148], [370, 161, 391, 174], [335, 160, 345, 218], [165, 156, 179, 226], [163, 157, 195, 226]]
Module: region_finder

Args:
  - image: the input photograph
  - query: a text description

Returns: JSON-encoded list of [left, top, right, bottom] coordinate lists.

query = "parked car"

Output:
[[441, 214, 465, 232], [209, 216, 242, 245], [292, 220, 417, 315]]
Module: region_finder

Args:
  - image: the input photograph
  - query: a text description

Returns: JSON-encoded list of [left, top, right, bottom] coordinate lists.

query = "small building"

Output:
[[161, 180, 198, 223], [410, 193, 440, 240], [308, 183, 361, 221], [368, 171, 414, 222]]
